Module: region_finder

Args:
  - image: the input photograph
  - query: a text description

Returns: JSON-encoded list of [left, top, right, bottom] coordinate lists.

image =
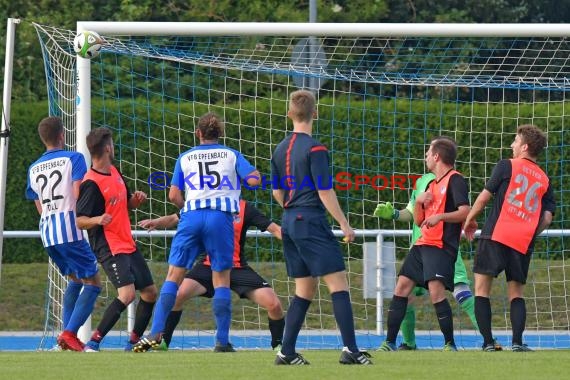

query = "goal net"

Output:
[[32, 21, 569, 350]]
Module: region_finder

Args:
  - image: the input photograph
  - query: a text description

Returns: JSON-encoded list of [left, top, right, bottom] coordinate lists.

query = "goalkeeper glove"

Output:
[[373, 202, 399, 220]]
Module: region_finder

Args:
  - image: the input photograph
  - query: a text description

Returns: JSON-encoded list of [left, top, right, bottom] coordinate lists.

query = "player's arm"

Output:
[[33, 200, 42, 215], [272, 189, 284, 207], [128, 191, 147, 209], [413, 191, 432, 226], [373, 201, 413, 222], [318, 189, 355, 242], [266, 222, 282, 240], [244, 169, 261, 187], [76, 180, 112, 229], [169, 185, 185, 209], [536, 182, 556, 235], [245, 202, 282, 240], [422, 175, 471, 228], [139, 213, 179, 230]]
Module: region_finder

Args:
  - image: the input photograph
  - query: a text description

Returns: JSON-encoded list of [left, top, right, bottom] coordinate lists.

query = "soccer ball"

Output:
[[73, 31, 103, 59]]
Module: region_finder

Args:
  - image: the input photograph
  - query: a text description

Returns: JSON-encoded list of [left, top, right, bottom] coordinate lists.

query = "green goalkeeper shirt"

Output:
[[405, 173, 436, 246]]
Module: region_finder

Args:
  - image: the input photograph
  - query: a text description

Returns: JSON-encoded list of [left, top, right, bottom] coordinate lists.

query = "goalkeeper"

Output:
[[374, 173, 501, 350]]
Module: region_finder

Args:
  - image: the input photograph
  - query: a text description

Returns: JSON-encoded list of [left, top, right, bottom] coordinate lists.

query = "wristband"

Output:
[[393, 209, 400, 220]]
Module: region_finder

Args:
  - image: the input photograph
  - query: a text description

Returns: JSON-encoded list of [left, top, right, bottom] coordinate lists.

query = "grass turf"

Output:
[[2, 350, 570, 380]]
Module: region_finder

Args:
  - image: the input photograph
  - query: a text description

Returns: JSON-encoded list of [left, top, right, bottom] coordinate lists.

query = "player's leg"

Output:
[[505, 248, 533, 352], [452, 254, 479, 330], [380, 246, 422, 351], [60, 241, 102, 351], [163, 272, 209, 347], [203, 210, 235, 351], [135, 212, 204, 353], [473, 239, 505, 351], [45, 245, 82, 335], [400, 290, 423, 350], [423, 247, 456, 350], [275, 211, 312, 365], [128, 251, 158, 350], [238, 268, 285, 349], [84, 254, 135, 351]]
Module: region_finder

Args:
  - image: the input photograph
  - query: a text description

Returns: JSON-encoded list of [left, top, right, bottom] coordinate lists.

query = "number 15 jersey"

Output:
[[26, 149, 87, 247], [481, 158, 556, 254], [171, 143, 256, 214]]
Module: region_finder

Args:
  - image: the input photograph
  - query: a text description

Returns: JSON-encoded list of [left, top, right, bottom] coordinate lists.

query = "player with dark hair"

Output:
[[26, 116, 101, 352], [138, 199, 284, 351], [270, 90, 371, 365], [464, 124, 555, 352], [374, 172, 482, 350], [133, 112, 260, 352], [379, 136, 470, 352], [76, 126, 158, 352]]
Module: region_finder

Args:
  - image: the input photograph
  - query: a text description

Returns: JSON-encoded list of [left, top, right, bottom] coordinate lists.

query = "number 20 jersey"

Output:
[[26, 149, 87, 247]]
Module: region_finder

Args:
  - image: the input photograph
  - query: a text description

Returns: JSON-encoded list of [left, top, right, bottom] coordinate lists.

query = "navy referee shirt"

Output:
[[270, 132, 331, 209]]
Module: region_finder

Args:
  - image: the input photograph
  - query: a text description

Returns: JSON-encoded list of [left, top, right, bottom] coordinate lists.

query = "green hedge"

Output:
[[3, 98, 568, 263]]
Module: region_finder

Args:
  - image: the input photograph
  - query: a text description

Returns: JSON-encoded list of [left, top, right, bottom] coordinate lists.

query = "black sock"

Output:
[[434, 299, 454, 345], [163, 310, 183, 347], [475, 296, 493, 346], [386, 295, 408, 343], [510, 298, 526, 346], [332, 291, 358, 352], [93, 298, 127, 341], [130, 298, 156, 343], [281, 296, 311, 356], [268, 317, 285, 349]]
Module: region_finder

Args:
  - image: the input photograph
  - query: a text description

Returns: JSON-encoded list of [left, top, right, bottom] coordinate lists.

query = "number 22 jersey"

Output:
[[25, 149, 87, 247]]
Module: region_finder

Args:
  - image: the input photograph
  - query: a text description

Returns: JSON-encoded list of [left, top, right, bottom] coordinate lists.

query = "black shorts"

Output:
[[100, 249, 154, 290], [399, 245, 456, 291], [186, 263, 271, 298], [474, 238, 532, 284]]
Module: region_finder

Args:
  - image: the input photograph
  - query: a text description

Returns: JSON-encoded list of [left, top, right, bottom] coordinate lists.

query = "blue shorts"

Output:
[[46, 240, 98, 279], [282, 208, 345, 278], [169, 209, 234, 272]]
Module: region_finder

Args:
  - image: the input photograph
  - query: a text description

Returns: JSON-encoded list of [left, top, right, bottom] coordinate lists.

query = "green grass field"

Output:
[[2, 350, 570, 380]]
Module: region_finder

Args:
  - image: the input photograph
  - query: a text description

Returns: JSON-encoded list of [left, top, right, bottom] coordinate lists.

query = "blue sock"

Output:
[[331, 291, 358, 353], [281, 296, 311, 356], [212, 287, 232, 345], [65, 284, 101, 333], [62, 281, 83, 328], [150, 281, 178, 337]]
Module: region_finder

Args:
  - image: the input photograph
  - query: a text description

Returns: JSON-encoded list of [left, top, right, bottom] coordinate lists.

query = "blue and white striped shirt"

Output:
[[171, 144, 256, 214], [26, 149, 87, 247]]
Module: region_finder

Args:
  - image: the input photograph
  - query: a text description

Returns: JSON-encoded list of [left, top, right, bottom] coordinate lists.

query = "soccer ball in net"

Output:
[[73, 31, 103, 59]]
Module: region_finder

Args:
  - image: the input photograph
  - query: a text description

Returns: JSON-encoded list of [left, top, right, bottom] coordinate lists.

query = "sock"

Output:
[[386, 295, 408, 343], [475, 296, 493, 346], [510, 297, 526, 346], [400, 305, 416, 347], [212, 287, 232, 345], [331, 291, 358, 353], [163, 310, 183, 347], [281, 296, 311, 356], [65, 284, 101, 333], [434, 299, 454, 345], [268, 317, 285, 348], [62, 281, 83, 329], [150, 280, 179, 337], [459, 295, 479, 331], [92, 298, 127, 341], [131, 298, 156, 343]]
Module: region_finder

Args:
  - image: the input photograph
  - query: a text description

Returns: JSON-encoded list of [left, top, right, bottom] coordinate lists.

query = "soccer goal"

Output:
[[28, 21, 569, 350]]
